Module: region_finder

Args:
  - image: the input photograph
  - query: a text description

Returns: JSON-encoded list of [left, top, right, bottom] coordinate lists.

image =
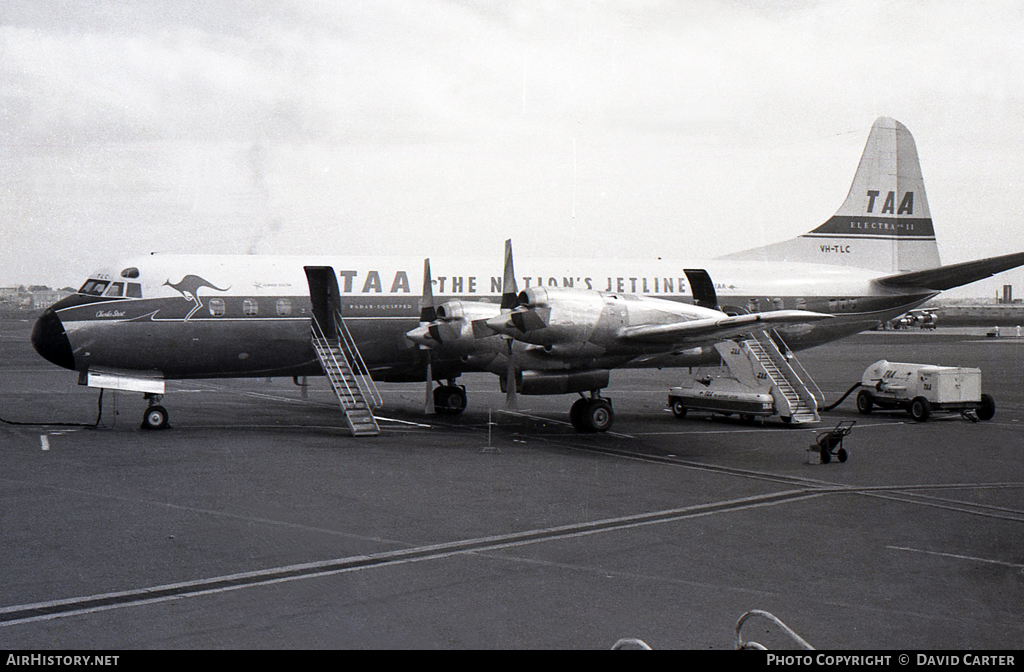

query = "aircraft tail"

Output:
[[720, 117, 941, 273]]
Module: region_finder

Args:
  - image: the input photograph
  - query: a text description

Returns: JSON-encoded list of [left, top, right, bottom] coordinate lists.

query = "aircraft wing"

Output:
[[617, 310, 832, 345], [874, 251, 1024, 291]]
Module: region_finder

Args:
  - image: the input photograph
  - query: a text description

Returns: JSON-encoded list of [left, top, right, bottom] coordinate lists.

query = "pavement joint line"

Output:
[[8, 479, 1020, 629], [0, 488, 825, 628], [860, 491, 1024, 523], [886, 545, 1024, 570]]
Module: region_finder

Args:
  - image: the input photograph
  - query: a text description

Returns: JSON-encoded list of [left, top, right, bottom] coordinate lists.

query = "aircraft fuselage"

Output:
[[33, 254, 935, 383]]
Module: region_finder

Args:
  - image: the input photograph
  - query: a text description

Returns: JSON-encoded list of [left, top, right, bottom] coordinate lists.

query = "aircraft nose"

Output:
[[31, 308, 76, 370]]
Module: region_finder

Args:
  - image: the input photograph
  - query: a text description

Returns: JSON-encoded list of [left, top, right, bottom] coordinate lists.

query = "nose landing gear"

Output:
[[141, 394, 170, 430]]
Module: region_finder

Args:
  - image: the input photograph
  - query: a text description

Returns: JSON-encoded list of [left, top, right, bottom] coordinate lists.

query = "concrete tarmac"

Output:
[[1, 319, 1022, 649]]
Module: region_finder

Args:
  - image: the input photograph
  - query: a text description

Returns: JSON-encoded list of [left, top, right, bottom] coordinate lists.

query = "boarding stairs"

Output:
[[742, 330, 821, 424], [311, 311, 382, 437]]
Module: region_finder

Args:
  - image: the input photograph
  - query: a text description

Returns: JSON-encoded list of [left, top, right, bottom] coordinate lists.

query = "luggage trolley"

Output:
[[810, 421, 855, 463]]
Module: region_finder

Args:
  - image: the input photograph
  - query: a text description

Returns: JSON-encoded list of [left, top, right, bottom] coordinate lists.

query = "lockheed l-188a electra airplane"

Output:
[[31, 118, 1024, 433]]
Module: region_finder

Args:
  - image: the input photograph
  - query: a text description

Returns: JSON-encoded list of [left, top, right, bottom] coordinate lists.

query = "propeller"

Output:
[[500, 239, 519, 409], [418, 258, 436, 414]]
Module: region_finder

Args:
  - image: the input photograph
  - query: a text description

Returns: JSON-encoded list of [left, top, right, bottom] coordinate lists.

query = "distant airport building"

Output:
[[31, 289, 76, 310], [999, 284, 1014, 304], [0, 286, 76, 310]]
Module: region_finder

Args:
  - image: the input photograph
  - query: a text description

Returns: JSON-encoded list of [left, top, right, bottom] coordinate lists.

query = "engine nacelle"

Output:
[[435, 300, 501, 324], [406, 300, 503, 348], [499, 369, 611, 395], [504, 286, 606, 346], [432, 300, 503, 343]]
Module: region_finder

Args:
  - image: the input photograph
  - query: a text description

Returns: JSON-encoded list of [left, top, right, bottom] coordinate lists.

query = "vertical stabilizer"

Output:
[[720, 117, 941, 272]]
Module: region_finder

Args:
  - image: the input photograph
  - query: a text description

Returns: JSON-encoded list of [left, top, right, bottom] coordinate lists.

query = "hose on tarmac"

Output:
[[821, 382, 862, 412], [0, 389, 105, 427]]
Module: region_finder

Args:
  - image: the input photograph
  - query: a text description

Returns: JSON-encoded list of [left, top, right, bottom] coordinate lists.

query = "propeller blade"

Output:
[[509, 305, 551, 332], [500, 239, 519, 310], [424, 353, 433, 414], [504, 338, 518, 409], [419, 258, 437, 323], [419, 258, 435, 413]]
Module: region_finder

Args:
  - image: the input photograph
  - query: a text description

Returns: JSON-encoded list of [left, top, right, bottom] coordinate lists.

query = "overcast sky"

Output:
[[2, 0, 1022, 297]]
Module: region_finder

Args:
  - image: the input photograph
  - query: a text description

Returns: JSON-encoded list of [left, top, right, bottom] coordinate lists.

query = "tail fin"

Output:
[[720, 117, 941, 273]]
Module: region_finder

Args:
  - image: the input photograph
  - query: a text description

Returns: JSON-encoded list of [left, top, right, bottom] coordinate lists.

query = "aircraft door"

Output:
[[304, 266, 342, 339], [684, 269, 718, 309]]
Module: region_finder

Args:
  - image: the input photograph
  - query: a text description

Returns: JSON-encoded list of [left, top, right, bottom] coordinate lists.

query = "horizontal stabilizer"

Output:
[[618, 310, 832, 345], [874, 251, 1024, 291]]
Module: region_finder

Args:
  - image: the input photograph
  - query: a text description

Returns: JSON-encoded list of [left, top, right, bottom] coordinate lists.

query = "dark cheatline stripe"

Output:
[[809, 215, 935, 238]]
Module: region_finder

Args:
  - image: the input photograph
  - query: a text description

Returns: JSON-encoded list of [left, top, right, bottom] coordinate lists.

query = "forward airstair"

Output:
[[311, 312, 381, 436], [304, 266, 382, 437]]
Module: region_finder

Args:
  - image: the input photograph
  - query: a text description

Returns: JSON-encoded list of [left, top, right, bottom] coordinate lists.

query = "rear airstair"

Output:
[[686, 329, 820, 424], [304, 266, 382, 437], [743, 330, 821, 424]]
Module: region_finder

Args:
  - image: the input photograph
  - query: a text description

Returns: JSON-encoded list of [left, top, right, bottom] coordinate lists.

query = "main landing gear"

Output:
[[141, 393, 170, 430], [569, 393, 614, 433], [433, 380, 467, 415]]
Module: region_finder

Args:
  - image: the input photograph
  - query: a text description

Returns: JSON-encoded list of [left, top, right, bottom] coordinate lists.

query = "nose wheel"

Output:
[[141, 394, 170, 430]]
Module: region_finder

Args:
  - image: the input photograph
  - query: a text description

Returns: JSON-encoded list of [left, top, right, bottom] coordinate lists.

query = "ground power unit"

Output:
[[855, 360, 995, 422]]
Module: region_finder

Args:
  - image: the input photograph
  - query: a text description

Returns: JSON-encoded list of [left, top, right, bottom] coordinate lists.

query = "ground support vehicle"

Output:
[[668, 336, 821, 425], [855, 360, 995, 422], [669, 375, 775, 423]]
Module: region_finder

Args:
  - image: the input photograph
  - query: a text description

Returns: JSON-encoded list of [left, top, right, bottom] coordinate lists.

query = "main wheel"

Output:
[[433, 385, 467, 415], [977, 393, 996, 421], [581, 398, 614, 433], [670, 399, 687, 419], [856, 389, 874, 414], [909, 396, 931, 422], [837, 447, 848, 463], [141, 405, 169, 430]]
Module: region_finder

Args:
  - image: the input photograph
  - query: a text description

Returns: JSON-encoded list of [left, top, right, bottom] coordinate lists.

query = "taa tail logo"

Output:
[[165, 275, 230, 321], [866, 190, 913, 215]]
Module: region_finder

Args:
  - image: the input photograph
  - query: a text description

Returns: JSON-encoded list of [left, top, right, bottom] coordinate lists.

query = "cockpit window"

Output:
[[120, 267, 140, 279], [79, 280, 110, 295], [126, 283, 142, 298], [104, 282, 124, 297]]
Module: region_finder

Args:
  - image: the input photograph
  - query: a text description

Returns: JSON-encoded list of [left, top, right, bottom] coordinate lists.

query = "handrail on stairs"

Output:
[[334, 309, 383, 408]]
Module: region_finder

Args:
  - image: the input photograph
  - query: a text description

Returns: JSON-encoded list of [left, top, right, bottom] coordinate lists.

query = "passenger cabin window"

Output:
[[208, 299, 226, 316], [126, 283, 143, 298], [276, 298, 292, 316], [242, 299, 259, 316], [79, 280, 109, 295], [104, 282, 124, 297]]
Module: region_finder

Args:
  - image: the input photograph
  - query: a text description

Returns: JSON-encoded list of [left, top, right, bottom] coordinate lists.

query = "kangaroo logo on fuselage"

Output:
[[164, 275, 230, 321]]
